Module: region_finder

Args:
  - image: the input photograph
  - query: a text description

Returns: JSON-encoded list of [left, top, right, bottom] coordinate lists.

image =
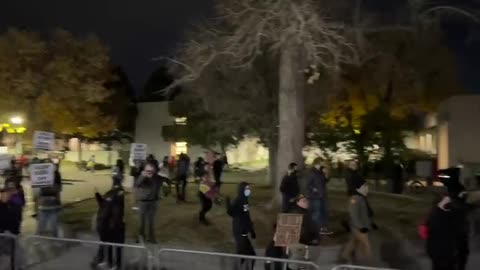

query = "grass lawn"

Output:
[[61, 170, 434, 252]]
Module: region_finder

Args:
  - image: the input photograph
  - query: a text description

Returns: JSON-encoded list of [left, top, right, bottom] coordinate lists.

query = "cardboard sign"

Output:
[[30, 163, 55, 187], [33, 131, 55, 151], [130, 143, 147, 161], [275, 214, 303, 247], [0, 154, 11, 170]]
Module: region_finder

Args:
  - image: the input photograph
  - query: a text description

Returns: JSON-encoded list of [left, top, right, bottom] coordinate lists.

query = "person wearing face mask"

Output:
[[426, 167, 473, 270], [280, 163, 299, 213], [341, 180, 376, 264], [226, 182, 256, 269]]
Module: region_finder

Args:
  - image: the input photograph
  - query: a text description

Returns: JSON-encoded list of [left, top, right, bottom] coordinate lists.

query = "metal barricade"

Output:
[[331, 265, 397, 270], [0, 233, 19, 270], [22, 235, 153, 270], [156, 248, 321, 270]]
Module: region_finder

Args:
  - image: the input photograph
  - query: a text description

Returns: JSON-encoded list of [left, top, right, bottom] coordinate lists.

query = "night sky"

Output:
[[0, 0, 479, 93]]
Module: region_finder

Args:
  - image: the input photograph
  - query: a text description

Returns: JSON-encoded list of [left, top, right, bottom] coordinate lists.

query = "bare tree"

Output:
[[160, 0, 354, 197]]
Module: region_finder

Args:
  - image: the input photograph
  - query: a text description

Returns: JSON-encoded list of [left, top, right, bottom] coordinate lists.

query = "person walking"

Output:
[[306, 158, 332, 235], [135, 163, 162, 243], [280, 162, 299, 213], [176, 153, 190, 202], [213, 154, 224, 189], [194, 157, 207, 183], [345, 160, 363, 196], [198, 164, 218, 225], [37, 163, 62, 237], [341, 181, 376, 264], [88, 155, 96, 174], [426, 167, 472, 270], [91, 180, 125, 270], [390, 160, 404, 194], [227, 182, 256, 270]]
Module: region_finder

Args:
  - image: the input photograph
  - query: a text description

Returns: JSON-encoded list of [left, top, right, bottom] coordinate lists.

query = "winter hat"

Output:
[[438, 167, 465, 198]]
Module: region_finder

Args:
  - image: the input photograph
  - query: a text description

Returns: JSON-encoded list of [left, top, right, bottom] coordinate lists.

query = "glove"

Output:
[[360, 228, 369, 234], [251, 230, 257, 239], [371, 223, 378, 230]]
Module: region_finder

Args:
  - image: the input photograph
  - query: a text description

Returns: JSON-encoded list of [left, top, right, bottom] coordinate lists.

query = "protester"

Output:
[[426, 167, 472, 270], [306, 157, 332, 235], [390, 160, 404, 194], [4, 179, 24, 235], [341, 181, 376, 264], [37, 163, 62, 237], [135, 163, 162, 243], [112, 159, 125, 184], [280, 162, 299, 213], [176, 153, 190, 202], [0, 187, 20, 270], [198, 164, 218, 225], [194, 157, 207, 183], [345, 160, 363, 196], [91, 179, 125, 270], [146, 154, 159, 173], [213, 154, 224, 189], [88, 155, 96, 173], [227, 182, 256, 269], [264, 224, 288, 270]]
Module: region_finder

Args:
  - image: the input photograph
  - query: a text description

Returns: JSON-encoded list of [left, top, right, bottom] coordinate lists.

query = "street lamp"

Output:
[[10, 117, 23, 125]]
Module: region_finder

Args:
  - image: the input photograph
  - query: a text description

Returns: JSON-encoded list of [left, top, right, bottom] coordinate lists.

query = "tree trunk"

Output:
[[267, 132, 278, 186], [276, 44, 305, 204]]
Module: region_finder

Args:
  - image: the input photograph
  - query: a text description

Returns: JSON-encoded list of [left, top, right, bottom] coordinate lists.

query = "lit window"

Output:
[[175, 142, 188, 155], [175, 117, 187, 125]]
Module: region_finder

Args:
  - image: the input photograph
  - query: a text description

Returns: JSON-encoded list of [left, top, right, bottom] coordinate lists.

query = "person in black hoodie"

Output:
[[226, 182, 256, 269], [280, 163, 299, 213], [91, 179, 125, 270], [426, 167, 473, 270], [213, 154, 224, 189]]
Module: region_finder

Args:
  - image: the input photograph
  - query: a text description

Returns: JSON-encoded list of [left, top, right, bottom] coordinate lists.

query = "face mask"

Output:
[[244, 189, 251, 197]]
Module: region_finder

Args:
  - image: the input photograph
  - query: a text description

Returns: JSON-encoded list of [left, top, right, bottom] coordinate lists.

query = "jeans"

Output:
[[310, 198, 328, 228], [235, 236, 256, 270], [37, 209, 59, 236], [138, 201, 158, 242]]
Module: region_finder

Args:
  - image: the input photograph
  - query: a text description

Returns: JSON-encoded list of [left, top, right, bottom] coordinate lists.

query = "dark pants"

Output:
[[310, 198, 328, 228], [214, 172, 222, 190], [235, 235, 256, 270], [96, 226, 125, 267], [430, 257, 456, 270], [139, 201, 158, 242], [281, 195, 294, 213], [198, 192, 213, 221], [176, 174, 187, 201]]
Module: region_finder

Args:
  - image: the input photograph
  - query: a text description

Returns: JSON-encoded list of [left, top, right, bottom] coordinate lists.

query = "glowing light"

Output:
[[10, 117, 23, 125]]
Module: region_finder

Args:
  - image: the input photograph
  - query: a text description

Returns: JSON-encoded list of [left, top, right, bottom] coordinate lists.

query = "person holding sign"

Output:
[[37, 163, 62, 237]]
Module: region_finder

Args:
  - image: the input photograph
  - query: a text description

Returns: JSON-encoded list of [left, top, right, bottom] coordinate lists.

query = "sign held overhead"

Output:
[[33, 131, 55, 151], [130, 143, 147, 161]]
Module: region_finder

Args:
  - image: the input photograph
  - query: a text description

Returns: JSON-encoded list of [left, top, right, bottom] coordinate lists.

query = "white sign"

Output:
[[33, 131, 55, 151], [0, 154, 11, 170], [30, 163, 55, 188], [130, 143, 147, 161]]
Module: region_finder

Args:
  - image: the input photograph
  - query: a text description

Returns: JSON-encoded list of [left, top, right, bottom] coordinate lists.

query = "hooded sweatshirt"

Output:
[[227, 182, 255, 239], [95, 185, 125, 234]]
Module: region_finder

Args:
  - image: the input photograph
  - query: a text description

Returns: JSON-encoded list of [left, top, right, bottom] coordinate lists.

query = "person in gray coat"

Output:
[[135, 163, 162, 243]]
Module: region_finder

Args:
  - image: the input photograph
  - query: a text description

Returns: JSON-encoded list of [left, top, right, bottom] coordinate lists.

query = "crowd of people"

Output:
[[0, 152, 477, 270]]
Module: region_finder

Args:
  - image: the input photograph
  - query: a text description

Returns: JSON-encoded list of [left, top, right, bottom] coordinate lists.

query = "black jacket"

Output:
[[426, 198, 471, 270], [306, 168, 328, 199], [264, 241, 287, 270], [194, 159, 206, 177], [0, 200, 21, 235], [345, 169, 363, 196], [227, 182, 255, 239], [213, 159, 224, 177], [280, 172, 299, 199], [96, 186, 125, 234], [289, 205, 319, 245]]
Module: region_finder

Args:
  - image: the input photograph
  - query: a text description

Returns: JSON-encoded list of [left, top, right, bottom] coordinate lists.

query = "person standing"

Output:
[[280, 162, 299, 213], [37, 163, 62, 237], [176, 153, 190, 202], [306, 158, 332, 235], [112, 159, 125, 184], [146, 154, 159, 173], [390, 160, 404, 194], [91, 180, 125, 270], [341, 181, 376, 264], [227, 182, 256, 270], [88, 155, 96, 174], [198, 164, 218, 225], [194, 157, 207, 183], [427, 167, 472, 270], [213, 154, 224, 189], [135, 163, 162, 243], [345, 160, 363, 196]]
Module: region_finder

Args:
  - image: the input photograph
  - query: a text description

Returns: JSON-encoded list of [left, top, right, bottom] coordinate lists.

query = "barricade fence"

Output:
[[0, 234, 399, 270], [156, 248, 320, 270]]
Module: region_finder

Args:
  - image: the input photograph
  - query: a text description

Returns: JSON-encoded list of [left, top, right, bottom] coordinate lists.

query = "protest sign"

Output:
[[33, 131, 55, 151], [30, 163, 55, 187], [275, 214, 303, 247], [130, 143, 147, 161]]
